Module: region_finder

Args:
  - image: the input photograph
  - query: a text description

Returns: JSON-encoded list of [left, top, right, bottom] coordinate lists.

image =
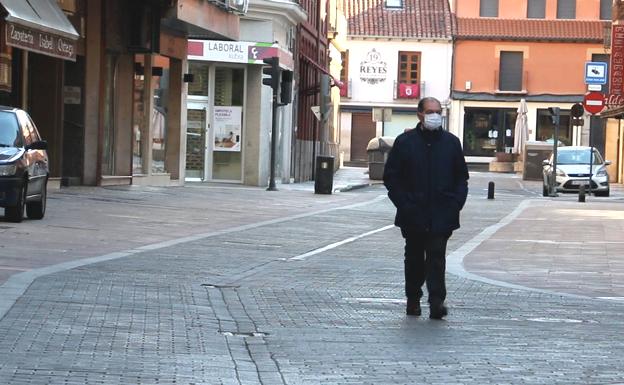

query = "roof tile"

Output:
[[456, 18, 608, 42], [345, 0, 454, 39]]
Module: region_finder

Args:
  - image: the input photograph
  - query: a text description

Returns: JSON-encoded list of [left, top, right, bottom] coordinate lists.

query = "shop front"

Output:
[[186, 39, 294, 185], [0, 0, 80, 184]]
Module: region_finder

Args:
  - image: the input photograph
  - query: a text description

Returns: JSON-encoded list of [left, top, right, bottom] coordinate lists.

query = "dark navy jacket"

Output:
[[383, 123, 469, 234]]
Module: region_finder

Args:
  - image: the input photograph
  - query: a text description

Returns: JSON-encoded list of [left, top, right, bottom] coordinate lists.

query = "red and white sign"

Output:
[[583, 91, 606, 115], [398, 83, 420, 99]]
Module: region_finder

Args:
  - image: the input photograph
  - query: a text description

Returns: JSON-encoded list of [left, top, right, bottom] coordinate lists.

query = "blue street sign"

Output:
[[585, 62, 608, 85]]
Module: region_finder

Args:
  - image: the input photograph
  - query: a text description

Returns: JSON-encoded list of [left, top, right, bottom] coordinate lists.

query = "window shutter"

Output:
[[527, 0, 546, 19], [556, 0, 576, 19], [479, 0, 498, 17], [499, 52, 523, 91], [600, 0, 611, 20]]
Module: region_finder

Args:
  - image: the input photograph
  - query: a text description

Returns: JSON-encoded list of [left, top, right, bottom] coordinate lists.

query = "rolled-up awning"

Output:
[[1, 0, 79, 61]]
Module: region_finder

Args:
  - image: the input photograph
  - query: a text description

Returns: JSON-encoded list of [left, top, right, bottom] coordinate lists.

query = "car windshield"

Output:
[[0, 111, 21, 147], [557, 150, 602, 165]]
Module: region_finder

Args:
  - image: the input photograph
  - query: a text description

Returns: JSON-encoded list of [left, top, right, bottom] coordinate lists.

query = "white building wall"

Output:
[[344, 39, 453, 106]]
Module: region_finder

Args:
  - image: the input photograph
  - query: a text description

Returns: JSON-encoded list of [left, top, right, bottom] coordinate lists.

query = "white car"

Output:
[[542, 146, 611, 197]]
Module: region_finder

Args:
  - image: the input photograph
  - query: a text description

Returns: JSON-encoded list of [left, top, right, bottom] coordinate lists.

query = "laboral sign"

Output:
[[188, 40, 294, 70], [360, 49, 387, 85]]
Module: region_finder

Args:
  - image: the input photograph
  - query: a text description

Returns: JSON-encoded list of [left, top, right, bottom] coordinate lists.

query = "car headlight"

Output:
[[596, 168, 608, 177], [0, 164, 17, 176], [556, 168, 566, 177]]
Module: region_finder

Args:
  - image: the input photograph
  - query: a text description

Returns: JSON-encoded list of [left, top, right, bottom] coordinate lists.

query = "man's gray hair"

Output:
[[417, 97, 441, 112]]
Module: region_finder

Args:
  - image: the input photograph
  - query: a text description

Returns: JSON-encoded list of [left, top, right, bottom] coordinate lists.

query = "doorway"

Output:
[[185, 63, 246, 182], [351, 112, 376, 164]]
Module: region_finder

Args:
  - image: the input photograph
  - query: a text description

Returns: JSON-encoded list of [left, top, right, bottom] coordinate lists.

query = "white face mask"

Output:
[[423, 113, 443, 130]]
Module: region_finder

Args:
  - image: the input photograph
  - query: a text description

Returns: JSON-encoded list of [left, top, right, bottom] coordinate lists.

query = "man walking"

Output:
[[383, 97, 469, 319]]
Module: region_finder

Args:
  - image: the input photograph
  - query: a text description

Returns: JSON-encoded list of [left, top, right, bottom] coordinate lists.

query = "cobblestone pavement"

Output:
[[1, 172, 624, 384]]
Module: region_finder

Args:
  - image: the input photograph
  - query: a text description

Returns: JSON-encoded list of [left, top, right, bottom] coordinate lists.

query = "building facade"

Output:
[[184, 1, 305, 186], [450, 0, 610, 166], [340, 0, 454, 165], [1, 0, 243, 188]]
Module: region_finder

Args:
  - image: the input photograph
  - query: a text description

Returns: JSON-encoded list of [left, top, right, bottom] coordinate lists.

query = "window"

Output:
[[527, 0, 546, 19], [385, 0, 402, 8], [340, 51, 349, 97], [462, 108, 516, 156], [397, 51, 421, 98], [556, 0, 576, 19], [600, 0, 611, 20], [398, 51, 420, 84], [479, 0, 498, 17], [536, 109, 572, 145], [499, 52, 523, 91]]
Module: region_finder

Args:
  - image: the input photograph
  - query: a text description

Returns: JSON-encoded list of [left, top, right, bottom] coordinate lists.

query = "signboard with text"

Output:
[[188, 40, 293, 70], [5, 22, 76, 61], [609, 25, 624, 97]]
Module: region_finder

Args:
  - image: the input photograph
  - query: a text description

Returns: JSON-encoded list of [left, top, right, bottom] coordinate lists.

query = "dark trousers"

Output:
[[401, 228, 450, 305]]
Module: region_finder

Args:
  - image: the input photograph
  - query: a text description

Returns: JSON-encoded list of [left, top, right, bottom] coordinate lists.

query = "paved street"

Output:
[[1, 169, 624, 384]]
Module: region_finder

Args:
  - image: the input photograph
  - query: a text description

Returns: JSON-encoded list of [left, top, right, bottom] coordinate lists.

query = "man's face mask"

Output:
[[423, 113, 442, 130]]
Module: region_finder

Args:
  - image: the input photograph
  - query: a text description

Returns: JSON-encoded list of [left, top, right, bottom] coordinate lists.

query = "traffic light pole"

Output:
[[267, 89, 279, 191], [549, 107, 560, 197]]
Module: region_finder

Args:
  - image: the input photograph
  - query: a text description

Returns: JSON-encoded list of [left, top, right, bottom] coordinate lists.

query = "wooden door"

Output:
[[351, 112, 376, 163]]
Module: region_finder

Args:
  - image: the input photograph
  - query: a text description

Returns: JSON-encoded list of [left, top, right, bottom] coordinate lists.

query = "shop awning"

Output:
[[1, 0, 79, 61]]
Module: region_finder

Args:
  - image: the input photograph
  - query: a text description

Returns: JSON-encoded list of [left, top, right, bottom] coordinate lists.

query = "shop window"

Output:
[[397, 51, 420, 99], [133, 55, 146, 175], [600, 0, 611, 20], [340, 50, 348, 97], [188, 61, 209, 97], [499, 51, 523, 91], [152, 56, 170, 174], [527, 0, 545, 18], [463, 108, 516, 157], [479, 0, 498, 17], [536, 109, 572, 145], [557, 0, 576, 19], [212, 67, 244, 181]]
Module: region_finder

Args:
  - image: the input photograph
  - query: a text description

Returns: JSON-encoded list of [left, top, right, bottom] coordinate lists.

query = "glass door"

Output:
[[185, 102, 208, 180]]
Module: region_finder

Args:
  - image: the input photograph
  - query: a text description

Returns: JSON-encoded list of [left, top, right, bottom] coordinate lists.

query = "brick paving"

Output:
[[1, 170, 624, 384]]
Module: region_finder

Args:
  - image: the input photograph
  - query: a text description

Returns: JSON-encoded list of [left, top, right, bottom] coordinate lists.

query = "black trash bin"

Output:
[[314, 155, 334, 194]]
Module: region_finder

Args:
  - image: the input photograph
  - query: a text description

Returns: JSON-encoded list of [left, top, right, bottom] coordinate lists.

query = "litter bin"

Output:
[[366, 136, 395, 180], [314, 155, 334, 194], [523, 141, 553, 181]]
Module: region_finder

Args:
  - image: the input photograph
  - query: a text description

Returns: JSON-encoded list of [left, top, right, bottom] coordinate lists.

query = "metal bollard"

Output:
[[578, 185, 586, 202], [487, 181, 495, 200]]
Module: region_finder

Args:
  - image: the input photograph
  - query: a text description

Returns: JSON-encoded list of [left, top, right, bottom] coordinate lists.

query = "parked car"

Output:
[[542, 146, 610, 197], [0, 106, 49, 222]]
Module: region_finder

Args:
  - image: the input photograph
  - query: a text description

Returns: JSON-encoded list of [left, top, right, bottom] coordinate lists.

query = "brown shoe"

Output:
[[406, 299, 421, 316]]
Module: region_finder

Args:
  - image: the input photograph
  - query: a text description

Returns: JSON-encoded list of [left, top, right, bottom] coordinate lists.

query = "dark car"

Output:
[[0, 106, 49, 222]]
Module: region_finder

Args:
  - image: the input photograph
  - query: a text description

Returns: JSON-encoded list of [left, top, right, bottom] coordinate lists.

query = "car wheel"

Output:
[[595, 188, 610, 197], [5, 183, 26, 223], [26, 179, 47, 219]]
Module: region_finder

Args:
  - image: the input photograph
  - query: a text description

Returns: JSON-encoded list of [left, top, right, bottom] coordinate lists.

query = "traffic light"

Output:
[[279, 70, 293, 106], [262, 57, 280, 90], [548, 107, 560, 126]]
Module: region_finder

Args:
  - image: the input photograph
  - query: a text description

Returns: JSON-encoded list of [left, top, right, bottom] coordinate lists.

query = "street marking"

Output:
[[289, 224, 395, 261], [0, 194, 389, 320]]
